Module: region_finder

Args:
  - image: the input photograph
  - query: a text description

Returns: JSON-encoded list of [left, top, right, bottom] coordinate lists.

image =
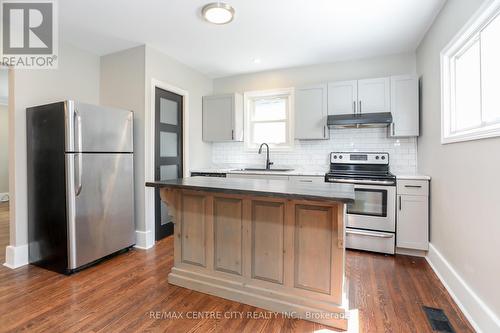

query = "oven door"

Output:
[[345, 184, 396, 232]]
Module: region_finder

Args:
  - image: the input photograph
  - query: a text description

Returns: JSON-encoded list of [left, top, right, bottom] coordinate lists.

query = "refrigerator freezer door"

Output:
[[66, 153, 135, 269], [65, 101, 133, 153]]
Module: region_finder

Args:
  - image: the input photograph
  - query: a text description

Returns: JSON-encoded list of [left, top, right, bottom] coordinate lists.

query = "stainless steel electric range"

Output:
[[325, 152, 396, 254]]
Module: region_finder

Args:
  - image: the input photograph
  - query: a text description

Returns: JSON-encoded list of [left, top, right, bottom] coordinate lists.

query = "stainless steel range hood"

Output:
[[327, 112, 393, 128]]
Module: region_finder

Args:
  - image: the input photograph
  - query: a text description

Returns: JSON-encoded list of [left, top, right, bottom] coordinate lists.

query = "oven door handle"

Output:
[[331, 178, 395, 185], [346, 229, 394, 238]]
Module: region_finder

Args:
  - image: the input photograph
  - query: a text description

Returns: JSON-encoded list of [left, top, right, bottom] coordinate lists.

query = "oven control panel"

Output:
[[330, 152, 389, 164]]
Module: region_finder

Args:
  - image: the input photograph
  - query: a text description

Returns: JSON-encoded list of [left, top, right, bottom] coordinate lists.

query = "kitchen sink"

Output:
[[240, 168, 294, 172]]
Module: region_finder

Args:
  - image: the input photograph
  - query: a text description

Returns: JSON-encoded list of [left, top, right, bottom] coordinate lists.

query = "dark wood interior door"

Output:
[[155, 87, 183, 240]]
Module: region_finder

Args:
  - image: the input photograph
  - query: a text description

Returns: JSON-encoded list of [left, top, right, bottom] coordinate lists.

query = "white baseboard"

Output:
[[426, 243, 500, 333], [3, 244, 29, 269], [134, 230, 154, 249], [0, 192, 9, 202]]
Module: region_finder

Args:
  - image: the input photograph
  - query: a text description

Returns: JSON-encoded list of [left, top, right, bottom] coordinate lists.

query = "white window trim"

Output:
[[441, 0, 500, 144], [243, 88, 295, 151]]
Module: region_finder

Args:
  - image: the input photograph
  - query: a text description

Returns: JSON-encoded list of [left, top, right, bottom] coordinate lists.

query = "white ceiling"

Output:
[[60, 0, 446, 78]]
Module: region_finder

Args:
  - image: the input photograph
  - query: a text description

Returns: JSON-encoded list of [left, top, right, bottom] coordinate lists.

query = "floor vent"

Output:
[[423, 306, 455, 333]]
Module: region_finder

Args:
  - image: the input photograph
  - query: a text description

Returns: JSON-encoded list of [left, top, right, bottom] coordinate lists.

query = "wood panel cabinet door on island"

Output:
[[160, 188, 348, 330], [214, 197, 243, 275]]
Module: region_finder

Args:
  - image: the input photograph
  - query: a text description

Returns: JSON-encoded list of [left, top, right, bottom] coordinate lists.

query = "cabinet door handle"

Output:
[[399, 196, 402, 210], [353, 101, 356, 114], [323, 125, 326, 138], [392, 123, 395, 136], [231, 130, 234, 140], [359, 100, 362, 114], [404, 185, 422, 188], [299, 180, 313, 183]]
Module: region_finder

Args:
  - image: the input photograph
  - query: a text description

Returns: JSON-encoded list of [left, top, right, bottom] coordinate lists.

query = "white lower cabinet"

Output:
[[289, 176, 325, 184], [227, 173, 325, 183], [396, 180, 429, 251]]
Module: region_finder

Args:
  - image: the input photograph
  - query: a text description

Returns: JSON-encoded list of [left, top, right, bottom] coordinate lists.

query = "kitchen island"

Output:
[[146, 177, 354, 330]]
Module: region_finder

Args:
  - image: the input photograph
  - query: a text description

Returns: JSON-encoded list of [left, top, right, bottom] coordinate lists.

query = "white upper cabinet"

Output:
[[327, 80, 358, 115], [390, 75, 419, 137], [357, 77, 391, 114], [295, 84, 329, 140], [203, 93, 243, 142], [327, 77, 390, 115]]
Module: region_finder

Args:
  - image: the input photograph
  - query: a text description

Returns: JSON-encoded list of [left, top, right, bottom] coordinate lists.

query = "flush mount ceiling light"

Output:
[[202, 2, 235, 25]]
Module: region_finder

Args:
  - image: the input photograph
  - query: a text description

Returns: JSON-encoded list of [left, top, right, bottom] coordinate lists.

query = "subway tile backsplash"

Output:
[[212, 127, 417, 175]]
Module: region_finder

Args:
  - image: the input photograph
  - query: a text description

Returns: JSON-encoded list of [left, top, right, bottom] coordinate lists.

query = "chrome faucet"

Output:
[[258, 143, 274, 170]]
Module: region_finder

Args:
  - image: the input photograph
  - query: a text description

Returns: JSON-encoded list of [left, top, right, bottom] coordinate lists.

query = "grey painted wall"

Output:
[[214, 52, 416, 93], [10, 42, 100, 248], [145, 46, 213, 170], [142, 46, 213, 238], [417, 0, 500, 324], [100, 46, 146, 232], [0, 68, 7, 104], [100, 45, 213, 234], [0, 104, 8, 195]]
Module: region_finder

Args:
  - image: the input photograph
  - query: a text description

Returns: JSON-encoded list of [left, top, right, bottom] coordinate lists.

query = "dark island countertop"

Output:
[[146, 177, 355, 203]]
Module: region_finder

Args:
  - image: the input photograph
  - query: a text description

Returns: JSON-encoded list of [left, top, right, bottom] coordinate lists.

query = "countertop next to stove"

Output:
[[190, 168, 327, 177], [190, 168, 431, 180], [394, 174, 431, 181]]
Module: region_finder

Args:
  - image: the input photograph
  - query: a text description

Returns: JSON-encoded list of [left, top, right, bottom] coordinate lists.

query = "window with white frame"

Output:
[[244, 88, 294, 150], [441, 1, 500, 143]]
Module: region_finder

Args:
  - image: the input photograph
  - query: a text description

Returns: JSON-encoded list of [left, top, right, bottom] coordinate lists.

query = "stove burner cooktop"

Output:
[[325, 152, 396, 184]]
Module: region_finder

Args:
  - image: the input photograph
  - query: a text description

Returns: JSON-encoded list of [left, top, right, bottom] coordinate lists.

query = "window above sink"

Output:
[[243, 88, 294, 151]]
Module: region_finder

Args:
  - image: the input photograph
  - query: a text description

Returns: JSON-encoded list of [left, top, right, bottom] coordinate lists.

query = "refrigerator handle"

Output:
[[74, 108, 82, 152], [74, 109, 83, 196], [75, 153, 82, 196]]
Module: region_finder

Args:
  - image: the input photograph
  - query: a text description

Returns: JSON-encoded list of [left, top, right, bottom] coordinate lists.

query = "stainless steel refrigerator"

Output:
[[27, 100, 135, 274]]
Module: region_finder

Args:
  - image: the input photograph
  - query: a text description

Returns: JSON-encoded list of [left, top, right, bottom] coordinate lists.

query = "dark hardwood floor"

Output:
[[0, 204, 474, 332]]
